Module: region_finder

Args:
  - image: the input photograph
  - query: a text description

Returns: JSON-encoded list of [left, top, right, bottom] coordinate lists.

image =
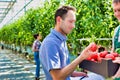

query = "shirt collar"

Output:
[[51, 29, 67, 41]]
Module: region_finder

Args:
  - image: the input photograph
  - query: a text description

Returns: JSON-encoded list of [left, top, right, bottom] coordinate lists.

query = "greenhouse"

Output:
[[0, 0, 120, 80]]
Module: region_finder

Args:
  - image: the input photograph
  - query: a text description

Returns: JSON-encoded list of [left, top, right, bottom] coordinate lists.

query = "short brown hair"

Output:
[[55, 5, 76, 24], [113, 0, 120, 3], [33, 33, 39, 39]]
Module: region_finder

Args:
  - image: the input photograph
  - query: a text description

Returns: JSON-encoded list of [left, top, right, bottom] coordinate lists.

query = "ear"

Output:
[[56, 16, 61, 23]]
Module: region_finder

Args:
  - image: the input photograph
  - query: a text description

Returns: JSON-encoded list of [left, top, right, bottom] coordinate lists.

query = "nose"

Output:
[[72, 23, 75, 28]]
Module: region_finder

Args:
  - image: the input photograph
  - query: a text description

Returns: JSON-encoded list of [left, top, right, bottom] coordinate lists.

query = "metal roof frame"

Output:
[[0, 0, 16, 23]]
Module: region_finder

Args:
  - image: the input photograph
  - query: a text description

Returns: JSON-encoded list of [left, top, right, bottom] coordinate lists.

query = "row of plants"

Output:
[[0, 0, 119, 55]]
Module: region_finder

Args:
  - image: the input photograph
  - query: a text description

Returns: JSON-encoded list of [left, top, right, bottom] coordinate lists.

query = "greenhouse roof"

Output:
[[0, 0, 16, 23]]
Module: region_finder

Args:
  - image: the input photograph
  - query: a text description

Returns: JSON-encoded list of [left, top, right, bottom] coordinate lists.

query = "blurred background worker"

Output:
[[32, 33, 42, 80]]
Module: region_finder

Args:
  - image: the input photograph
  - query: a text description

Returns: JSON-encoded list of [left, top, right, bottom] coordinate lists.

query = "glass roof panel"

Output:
[[0, 0, 16, 2], [0, 2, 9, 4], [0, 0, 16, 23]]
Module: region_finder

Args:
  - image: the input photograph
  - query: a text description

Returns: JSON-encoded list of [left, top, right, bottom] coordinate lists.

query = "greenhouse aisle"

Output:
[[0, 49, 45, 80]]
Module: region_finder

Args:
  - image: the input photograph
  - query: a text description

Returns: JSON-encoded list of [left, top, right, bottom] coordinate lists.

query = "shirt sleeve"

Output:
[[42, 41, 61, 72], [32, 41, 36, 51]]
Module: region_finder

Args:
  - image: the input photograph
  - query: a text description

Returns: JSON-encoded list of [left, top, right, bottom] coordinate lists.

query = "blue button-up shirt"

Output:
[[39, 29, 70, 80]]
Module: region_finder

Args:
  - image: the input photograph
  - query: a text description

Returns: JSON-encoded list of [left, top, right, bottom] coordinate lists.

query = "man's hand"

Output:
[[79, 42, 98, 60], [112, 67, 120, 79], [112, 57, 120, 79], [71, 71, 88, 77], [113, 57, 120, 64]]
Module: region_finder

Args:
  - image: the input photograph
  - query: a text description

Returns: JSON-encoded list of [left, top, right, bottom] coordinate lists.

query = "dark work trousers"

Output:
[[34, 51, 40, 78]]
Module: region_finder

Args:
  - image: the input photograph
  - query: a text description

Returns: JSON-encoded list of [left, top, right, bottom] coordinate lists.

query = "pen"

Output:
[[79, 76, 86, 80]]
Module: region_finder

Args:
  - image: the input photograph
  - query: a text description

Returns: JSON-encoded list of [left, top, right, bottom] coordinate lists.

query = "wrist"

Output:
[[78, 55, 86, 61]]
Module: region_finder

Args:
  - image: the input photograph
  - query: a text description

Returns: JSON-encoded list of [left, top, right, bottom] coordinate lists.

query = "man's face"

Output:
[[59, 10, 76, 35], [113, 2, 120, 21]]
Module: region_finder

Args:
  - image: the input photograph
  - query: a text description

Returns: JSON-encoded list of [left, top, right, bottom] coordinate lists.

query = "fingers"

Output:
[[87, 42, 97, 52], [116, 57, 120, 60], [80, 72, 88, 77], [79, 42, 97, 60], [113, 60, 120, 64], [113, 57, 120, 64], [83, 43, 96, 53]]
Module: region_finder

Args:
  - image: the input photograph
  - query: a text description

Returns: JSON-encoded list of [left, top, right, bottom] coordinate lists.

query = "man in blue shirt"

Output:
[[39, 5, 104, 80]]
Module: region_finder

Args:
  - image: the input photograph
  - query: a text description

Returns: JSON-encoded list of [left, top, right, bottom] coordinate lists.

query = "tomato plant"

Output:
[[0, 0, 118, 55]]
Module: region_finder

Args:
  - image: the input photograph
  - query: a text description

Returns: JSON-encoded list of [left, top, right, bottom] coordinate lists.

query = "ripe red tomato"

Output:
[[97, 54, 102, 62], [90, 53, 99, 61], [90, 43, 97, 52], [91, 59, 97, 62], [86, 52, 102, 62], [99, 51, 108, 58], [111, 52, 119, 57], [105, 54, 115, 60], [86, 57, 92, 61]]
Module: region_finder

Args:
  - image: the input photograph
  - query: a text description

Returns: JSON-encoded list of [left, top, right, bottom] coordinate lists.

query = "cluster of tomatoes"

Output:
[[86, 43, 119, 62]]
